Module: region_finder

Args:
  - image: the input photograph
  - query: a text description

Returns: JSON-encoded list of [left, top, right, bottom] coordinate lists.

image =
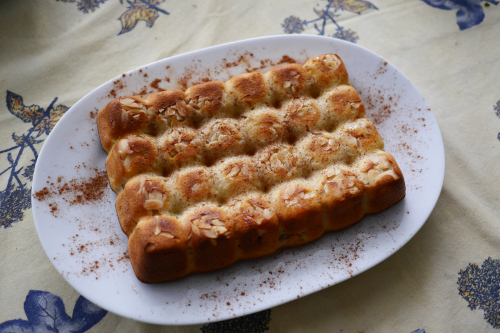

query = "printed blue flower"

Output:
[[458, 257, 500, 328], [332, 27, 359, 43], [421, 0, 498, 30], [281, 0, 377, 43], [1, 91, 68, 228], [0, 290, 107, 333], [200, 309, 271, 333], [22, 159, 37, 182], [282, 16, 306, 34], [56, 0, 169, 35], [56, 0, 108, 14], [0, 184, 31, 228], [77, 0, 108, 13]]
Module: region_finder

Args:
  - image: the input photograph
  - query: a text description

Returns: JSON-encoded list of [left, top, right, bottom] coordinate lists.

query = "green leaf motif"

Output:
[[330, 0, 378, 14], [6, 91, 43, 123], [118, 0, 166, 35]]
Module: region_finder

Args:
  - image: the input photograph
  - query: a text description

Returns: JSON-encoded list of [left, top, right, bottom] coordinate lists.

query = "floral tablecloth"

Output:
[[1, 0, 499, 332]]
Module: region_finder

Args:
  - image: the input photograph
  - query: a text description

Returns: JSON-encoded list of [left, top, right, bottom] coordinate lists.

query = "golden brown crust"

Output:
[[105, 135, 158, 192], [227, 72, 268, 107], [116, 175, 170, 236], [128, 215, 192, 283], [274, 181, 324, 247], [97, 54, 406, 283], [185, 81, 224, 120]]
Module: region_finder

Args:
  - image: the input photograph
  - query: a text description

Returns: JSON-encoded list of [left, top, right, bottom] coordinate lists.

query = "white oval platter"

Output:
[[32, 35, 445, 325]]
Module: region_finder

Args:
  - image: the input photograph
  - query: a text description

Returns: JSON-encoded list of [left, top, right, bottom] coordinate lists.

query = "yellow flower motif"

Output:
[[6, 91, 43, 123], [330, 0, 378, 14], [33, 104, 69, 136], [118, 0, 169, 35]]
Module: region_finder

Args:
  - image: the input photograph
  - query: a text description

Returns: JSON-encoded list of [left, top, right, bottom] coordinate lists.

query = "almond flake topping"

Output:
[[117, 139, 141, 170], [322, 170, 359, 199], [283, 187, 315, 206], [191, 214, 231, 240], [119, 99, 146, 122], [143, 190, 165, 211], [161, 100, 188, 122], [117, 139, 133, 155], [323, 54, 341, 70], [238, 199, 276, 225], [159, 232, 175, 238], [359, 152, 399, 186]]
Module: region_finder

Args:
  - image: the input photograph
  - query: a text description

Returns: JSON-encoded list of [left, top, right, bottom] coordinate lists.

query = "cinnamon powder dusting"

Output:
[[35, 166, 130, 279], [33, 169, 108, 216], [103, 52, 299, 98], [150, 78, 165, 91]]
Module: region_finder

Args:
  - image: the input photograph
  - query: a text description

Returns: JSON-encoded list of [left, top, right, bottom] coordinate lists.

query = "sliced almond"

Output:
[[212, 226, 228, 235], [332, 184, 344, 199], [211, 219, 225, 226], [120, 98, 137, 107], [304, 192, 315, 200], [154, 222, 161, 236], [368, 169, 380, 186], [138, 179, 147, 194], [191, 183, 200, 193], [159, 231, 175, 238], [118, 139, 133, 155], [369, 153, 379, 165], [121, 109, 129, 126], [174, 142, 187, 152], [263, 208, 275, 220], [123, 154, 136, 170], [283, 186, 295, 200], [203, 229, 218, 239], [378, 153, 390, 170], [176, 101, 187, 117], [270, 154, 283, 170], [360, 159, 374, 172], [375, 170, 399, 182], [228, 165, 240, 178], [324, 54, 341, 69], [194, 220, 211, 230], [322, 184, 329, 196], [351, 102, 362, 109], [144, 199, 163, 211], [359, 172, 369, 185]]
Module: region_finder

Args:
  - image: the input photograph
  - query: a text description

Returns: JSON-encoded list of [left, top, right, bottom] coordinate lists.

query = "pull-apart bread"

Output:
[[97, 54, 405, 283]]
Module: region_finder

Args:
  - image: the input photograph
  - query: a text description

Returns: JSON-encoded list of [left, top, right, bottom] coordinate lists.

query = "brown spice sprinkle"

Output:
[[33, 170, 109, 211], [104, 52, 298, 99], [150, 78, 165, 91]]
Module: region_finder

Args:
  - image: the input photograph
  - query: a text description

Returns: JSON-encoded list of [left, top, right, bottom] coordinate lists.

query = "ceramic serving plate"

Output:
[[32, 35, 445, 325]]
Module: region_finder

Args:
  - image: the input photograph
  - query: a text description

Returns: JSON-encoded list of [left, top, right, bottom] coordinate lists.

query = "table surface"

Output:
[[1, 1, 499, 332]]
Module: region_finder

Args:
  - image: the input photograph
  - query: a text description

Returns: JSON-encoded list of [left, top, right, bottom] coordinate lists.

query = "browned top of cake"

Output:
[[97, 54, 405, 283]]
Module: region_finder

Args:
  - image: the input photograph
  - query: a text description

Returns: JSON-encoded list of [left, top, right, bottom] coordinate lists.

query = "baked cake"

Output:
[[97, 54, 405, 283]]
